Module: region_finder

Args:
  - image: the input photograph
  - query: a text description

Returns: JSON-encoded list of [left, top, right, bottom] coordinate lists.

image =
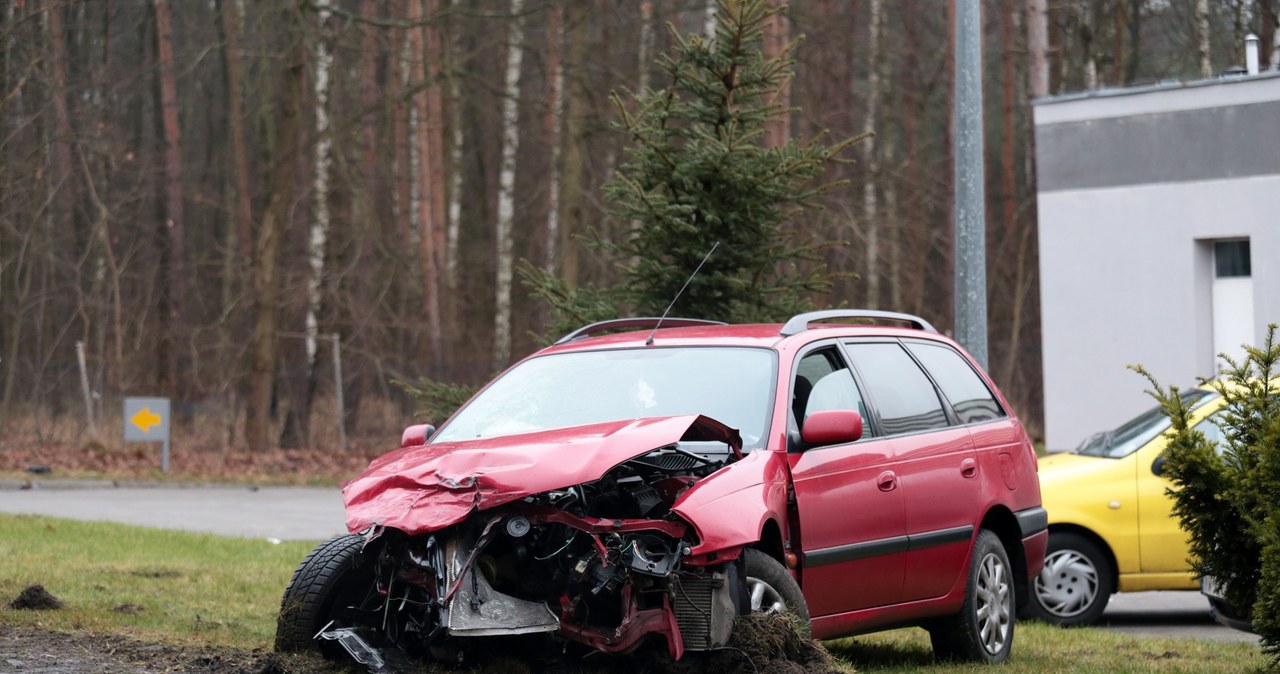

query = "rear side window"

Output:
[[907, 342, 1005, 424], [845, 342, 949, 436]]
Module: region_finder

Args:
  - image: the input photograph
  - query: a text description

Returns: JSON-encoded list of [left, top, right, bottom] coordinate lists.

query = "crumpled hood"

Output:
[[344, 414, 740, 535]]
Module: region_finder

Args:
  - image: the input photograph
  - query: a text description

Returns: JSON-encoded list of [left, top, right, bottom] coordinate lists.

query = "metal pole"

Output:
[[331, 333, 347, 452], [162, 437, 170, 474], [954, 0, 989, 369], [76, 341, 97, 433]]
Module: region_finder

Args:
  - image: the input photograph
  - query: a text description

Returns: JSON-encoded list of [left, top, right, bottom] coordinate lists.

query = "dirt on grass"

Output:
[[8, 586, 64, 611], [0, 614, 844, 674], [0, 624, 342, 674]]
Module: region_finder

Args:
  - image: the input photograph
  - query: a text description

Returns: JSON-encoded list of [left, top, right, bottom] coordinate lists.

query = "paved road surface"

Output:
[[0, 482, 1260, 643], [0, 482, 345, 541]]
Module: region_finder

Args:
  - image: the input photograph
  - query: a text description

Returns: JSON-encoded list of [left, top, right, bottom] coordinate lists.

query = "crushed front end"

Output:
[[293, 416, 750, 668]]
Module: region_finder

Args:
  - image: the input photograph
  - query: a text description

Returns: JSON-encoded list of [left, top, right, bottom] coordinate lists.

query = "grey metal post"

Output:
[[162, 437, 170, 473], [76, 341, 96, 433], [953, 0, 989, 369], [331, 333, 347, 452]]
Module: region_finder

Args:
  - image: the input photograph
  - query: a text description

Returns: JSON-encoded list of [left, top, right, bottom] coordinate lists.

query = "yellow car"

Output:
[[1028, 385, 1225, 625]]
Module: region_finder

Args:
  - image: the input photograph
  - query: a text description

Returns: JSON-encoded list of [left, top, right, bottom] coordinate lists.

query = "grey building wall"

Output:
[[1034, 75, 1280, 450]]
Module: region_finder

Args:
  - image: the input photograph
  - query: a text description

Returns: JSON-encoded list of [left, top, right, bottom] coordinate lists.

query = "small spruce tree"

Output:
[[1134, 324, 1280, 666], [525, 0, 860, 335]]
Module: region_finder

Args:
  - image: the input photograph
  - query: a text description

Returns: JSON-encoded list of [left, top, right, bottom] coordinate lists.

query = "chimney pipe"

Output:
[[1246, 33, 1260, 75]]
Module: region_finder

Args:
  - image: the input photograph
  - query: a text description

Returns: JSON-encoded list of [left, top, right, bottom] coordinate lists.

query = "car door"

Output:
[[844, 340, 981, 602], [787, 344, 907, 615], [1137, 409, 1224, 578]]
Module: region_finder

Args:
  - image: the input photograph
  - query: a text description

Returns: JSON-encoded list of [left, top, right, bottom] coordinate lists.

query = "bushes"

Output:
[[1134, 323, 1280, 666]]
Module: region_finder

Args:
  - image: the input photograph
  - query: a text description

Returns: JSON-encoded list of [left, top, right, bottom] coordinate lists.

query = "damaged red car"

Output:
[[275, 310, 1046, 668]]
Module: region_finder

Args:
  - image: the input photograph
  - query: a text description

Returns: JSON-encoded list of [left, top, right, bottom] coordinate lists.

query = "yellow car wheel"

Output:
[[1027, 532, 1113, 626]]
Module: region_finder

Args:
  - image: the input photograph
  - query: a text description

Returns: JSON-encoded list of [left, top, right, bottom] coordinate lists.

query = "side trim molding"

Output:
[[804, 525, 975, 568]]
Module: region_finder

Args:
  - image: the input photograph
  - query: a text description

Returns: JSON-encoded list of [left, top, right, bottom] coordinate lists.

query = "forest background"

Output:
[[2, 0, 1275, 454]]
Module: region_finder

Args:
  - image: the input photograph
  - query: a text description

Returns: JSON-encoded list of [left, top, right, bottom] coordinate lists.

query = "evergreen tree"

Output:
[[525, 0, 859, 334]]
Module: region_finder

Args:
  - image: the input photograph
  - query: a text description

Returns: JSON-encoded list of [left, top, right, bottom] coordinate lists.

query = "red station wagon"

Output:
[[276, 311, 1046, 668]]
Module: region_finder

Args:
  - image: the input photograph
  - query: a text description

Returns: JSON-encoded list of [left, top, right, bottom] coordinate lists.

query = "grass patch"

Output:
[[0, 513, 1268, 673], [0, 513, 315, 649], [828, 622, 1266, 673]]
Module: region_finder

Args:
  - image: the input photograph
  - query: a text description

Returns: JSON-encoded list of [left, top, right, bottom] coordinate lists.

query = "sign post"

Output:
[[124, 397, 171, 473]]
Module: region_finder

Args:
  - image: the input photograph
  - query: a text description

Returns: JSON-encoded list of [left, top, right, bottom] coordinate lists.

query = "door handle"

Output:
[[961, 458, 978, 478], [877, 470, 897, 492]]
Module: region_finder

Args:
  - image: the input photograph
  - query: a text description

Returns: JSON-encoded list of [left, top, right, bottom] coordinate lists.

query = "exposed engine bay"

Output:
[[316, 442, 748, 669]]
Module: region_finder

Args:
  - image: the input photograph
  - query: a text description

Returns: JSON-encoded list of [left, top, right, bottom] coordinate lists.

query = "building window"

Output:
[[1215, 240, 1251, 278]]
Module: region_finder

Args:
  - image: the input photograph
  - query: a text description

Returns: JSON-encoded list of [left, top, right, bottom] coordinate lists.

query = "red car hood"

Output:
[[344, 414, 741, 535]]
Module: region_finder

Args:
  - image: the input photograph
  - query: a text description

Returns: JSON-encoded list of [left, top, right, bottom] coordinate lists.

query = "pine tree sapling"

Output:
[[1134, 323, 1280, 665], [526, 0, 861, 329]]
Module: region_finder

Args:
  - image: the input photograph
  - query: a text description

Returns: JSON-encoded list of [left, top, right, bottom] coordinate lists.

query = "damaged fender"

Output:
[[671, 448, 792, 558]]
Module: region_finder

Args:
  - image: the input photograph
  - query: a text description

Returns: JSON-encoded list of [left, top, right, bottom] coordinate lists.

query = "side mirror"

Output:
[[801, 409, 863, 447], [401, 423, 436, 448], [1152, 454, 1167, 477]]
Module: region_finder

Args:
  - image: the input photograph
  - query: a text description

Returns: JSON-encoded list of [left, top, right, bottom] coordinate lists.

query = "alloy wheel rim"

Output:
[[975, 552, 1012, 655], [746, 576, 787, 614], [1034, 548, 1099, 618]]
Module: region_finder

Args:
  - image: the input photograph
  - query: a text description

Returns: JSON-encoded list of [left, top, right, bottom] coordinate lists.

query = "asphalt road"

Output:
[[0, 482, 1260, 644]]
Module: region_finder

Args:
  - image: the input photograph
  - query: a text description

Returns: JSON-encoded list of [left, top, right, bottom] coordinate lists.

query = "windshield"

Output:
[[432, 347, 776, 449], [1076, 388, 1216, 458]]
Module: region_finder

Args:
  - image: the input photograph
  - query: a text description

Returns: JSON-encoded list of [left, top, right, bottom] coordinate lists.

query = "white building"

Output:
[[1034, 72, 1280, 450]]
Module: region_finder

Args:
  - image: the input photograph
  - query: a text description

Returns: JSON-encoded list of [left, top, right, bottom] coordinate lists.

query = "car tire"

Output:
[[275, 534, 372, 655], [928, 529, 1015, 663], [1026, 531, 1112, 626], [743, 548, 810, 624]]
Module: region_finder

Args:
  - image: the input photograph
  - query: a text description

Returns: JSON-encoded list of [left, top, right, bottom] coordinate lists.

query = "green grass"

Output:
[[0, 513, 1269, 672], [0, 513, 316, 649], [829, 621, 1266, 673]]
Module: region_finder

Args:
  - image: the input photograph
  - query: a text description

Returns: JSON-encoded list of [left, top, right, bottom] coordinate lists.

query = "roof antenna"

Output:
[[647, 241, 719, 346]]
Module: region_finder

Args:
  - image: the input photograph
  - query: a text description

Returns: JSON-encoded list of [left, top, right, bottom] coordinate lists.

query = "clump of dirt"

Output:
[[9, 584, 64, 610], [718, 612, 842, 674], [624, 612, 844, 674], [113, 603, 143, 615]]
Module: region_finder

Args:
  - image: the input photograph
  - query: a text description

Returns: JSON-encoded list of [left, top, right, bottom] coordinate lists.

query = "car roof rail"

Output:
[[779, 309, 938, 336], [554, 317, 727, 345]]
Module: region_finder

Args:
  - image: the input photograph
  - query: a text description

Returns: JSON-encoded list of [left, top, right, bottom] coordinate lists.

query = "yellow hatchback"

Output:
[[1028, 385, 1226, 625]]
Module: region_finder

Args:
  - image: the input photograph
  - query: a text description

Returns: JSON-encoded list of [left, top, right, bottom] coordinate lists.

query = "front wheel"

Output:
[[928, 529, 1015, 663], [1026, 531, 1113, 626], [275, 534, 374, 655], [742, 548, 810, 623]]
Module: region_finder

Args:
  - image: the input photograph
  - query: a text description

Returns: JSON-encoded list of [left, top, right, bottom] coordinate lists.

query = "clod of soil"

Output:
[[9, 584, 64, 610], [113, 603, 143, 615], [630, 612, 842, 674]]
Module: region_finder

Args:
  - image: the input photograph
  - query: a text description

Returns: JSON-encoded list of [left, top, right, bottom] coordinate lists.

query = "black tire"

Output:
[[928, 529, 1015, 663], [275, 534, 373, 654], [1026, 531, 1113, 626], [742, 548, 810, 623]]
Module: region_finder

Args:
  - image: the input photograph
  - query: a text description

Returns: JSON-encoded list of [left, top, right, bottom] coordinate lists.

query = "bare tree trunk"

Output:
[[220, 0, 254, 263], [558, 1, 588, 287], [1197, 0, 1212, 78], [545, 2, 565, 272], [246, 6, 305, 452], [492, 0, 525, 370], [763, 1, 791, 149], [704, 0, 717, 41], [425, 0, 448, 371], [862, 0, 883, 309], [300, 0, 335, 447], [408, 0, 444, 374], [1027, 0, 1049, 98], [153, 0, 187, 398]]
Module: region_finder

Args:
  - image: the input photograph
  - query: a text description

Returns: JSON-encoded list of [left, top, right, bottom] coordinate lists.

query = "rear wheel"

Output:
[[275, 534, 374, 655], [929, 529, 1015, 663], [1027, 532, 1112, 626], [743, 549, 809, 623]]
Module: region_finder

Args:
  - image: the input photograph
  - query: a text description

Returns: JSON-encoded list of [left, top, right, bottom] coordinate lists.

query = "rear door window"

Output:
[[844, 342, 949, 436], [906, 342, 1005, 424]]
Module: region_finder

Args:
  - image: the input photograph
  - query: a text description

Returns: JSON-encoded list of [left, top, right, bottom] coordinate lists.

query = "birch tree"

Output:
[[862, 0, 883, 309], [492, 0, 525, 369]]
